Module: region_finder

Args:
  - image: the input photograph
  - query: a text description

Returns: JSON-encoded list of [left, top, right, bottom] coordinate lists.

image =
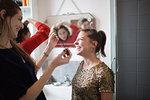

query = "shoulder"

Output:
[[76, 61, 84, 70], [70, 24, 80, 30], [96, 62, 114, 78], [0, 49, 10, 60]]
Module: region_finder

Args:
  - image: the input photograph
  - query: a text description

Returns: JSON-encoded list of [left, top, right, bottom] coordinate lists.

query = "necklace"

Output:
[[0, 44, 26, 63]]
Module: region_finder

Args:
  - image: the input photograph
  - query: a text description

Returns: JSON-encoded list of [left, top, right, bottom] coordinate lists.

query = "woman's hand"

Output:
[[47, 33, 59, 49], [46, 25, 59, 48], [26, 18, 37, 25], [51, 48, 72, 67], [23, 20, 29, 26], [49, 25, 57, 36]]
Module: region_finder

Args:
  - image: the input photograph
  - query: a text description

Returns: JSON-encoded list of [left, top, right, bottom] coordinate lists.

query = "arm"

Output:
[[19, 49, 72, 100], [101, 93, 113, 100], [70, 24, 80, 35], [99, 67, 114, 100], [26, 18, 37, 25], [36, 27, 59, 69], [19, 19, 50, 55], [23, 18, 37, 26]]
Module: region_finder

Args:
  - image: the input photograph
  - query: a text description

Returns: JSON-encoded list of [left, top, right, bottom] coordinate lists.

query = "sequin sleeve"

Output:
[[98, 67, 114, 93]]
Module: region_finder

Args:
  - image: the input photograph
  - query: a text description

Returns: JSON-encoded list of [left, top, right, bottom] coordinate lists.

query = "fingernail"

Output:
[[63, 49, 66, 52]]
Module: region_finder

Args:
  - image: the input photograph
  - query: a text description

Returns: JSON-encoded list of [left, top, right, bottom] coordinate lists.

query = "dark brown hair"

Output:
[[81, 29, 106, 57], [0, 0, 21, 17], [0, 0, 38, 73], [0, 0, 21, 36], [16, 25, 30, 43], [78, 18, 89, 26]]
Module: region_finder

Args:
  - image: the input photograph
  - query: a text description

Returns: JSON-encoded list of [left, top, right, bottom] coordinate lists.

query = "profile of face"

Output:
[[10, 10, 23, 38], [57, 28, 69, 41], [80, 21, 90, 29], [74, 31, 92, 56]]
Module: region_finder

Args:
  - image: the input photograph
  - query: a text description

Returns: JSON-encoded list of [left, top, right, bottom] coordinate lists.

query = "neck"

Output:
[[0, 35, 12, 48], [83, 54, 101, 69]]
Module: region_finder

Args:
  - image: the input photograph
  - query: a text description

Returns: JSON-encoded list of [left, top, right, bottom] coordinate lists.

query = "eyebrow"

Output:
[[78, 36, 85, 39]]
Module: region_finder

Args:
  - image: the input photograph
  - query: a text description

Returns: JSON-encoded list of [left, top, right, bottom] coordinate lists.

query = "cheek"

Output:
[[80, 43, 87, 50], [81, 25, 84, 28], [65, 33, 68, 37], [10, 20, 18, 36], [58, 33, 62, 38], [11, 17, 18, 25], [10, 19, 15, 30], [28, 32, 31, 37], [81, 42, 91, 50], [27, 35, 30, 39]]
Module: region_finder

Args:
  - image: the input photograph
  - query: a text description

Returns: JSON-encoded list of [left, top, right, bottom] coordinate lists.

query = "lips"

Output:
[[75, 46, 81, 51]]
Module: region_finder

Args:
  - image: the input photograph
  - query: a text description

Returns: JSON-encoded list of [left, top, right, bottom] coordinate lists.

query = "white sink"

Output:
[[43, 84, 72, 100]]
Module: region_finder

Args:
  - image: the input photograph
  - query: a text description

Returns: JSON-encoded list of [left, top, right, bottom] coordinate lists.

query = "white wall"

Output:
[[36, 0, 111, 67]]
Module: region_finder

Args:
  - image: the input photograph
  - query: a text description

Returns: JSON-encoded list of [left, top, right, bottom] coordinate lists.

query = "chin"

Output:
[[14, 34, 18, 39], [12, 31, 18, 38], [63, 38, 67, 40], [76, 51, 82, 55], [76, 53, 80, 55]]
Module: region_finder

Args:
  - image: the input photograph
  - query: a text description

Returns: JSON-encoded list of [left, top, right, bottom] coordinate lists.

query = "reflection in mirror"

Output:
[[78, 18, 90, 29], [55, 25, 71, 41], [45, 13, 96, 47]]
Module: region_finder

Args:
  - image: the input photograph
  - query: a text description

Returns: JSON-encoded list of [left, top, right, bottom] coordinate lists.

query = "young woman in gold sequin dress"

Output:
[[72, 29, 114, 100]]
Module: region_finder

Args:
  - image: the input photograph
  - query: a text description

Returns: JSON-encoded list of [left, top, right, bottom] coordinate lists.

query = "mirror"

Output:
[[45, 13, 96, 47]]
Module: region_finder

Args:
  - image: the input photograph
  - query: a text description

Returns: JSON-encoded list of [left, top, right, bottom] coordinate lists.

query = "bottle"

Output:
[[23, 0, 27, 6], [27, 0, 29, 6]]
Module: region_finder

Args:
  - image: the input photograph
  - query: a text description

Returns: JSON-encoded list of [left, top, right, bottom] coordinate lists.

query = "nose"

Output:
[[74, 39, 78, 46]]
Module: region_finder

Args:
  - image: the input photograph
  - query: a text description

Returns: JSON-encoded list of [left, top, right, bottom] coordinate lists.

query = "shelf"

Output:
[[20, 6, 31, 16], [20, 6, 31, 10]]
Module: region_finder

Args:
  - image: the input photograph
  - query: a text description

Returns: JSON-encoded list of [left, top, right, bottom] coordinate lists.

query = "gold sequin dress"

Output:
[[72, 61, 114, 100]]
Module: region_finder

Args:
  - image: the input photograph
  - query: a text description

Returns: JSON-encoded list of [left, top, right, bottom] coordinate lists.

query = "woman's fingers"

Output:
[[47, 33, 59, 48], [51, 49, 72, 67], [59, 48, 72, 60]]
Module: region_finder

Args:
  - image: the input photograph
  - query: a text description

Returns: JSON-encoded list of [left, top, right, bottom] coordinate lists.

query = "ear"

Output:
[[91, 41, 98, 47], [0, 9, 6, 19]]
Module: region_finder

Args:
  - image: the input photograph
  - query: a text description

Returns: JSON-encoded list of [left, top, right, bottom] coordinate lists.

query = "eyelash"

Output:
[[79, 38, 83, 40]]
